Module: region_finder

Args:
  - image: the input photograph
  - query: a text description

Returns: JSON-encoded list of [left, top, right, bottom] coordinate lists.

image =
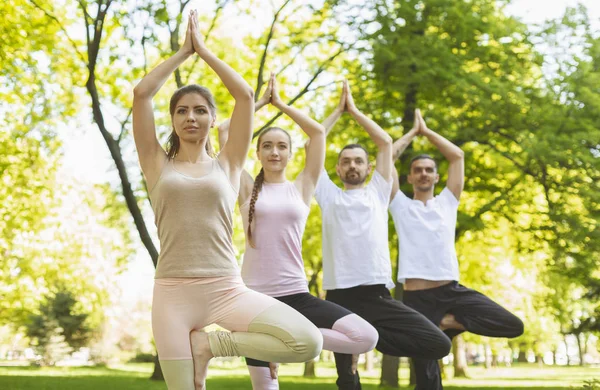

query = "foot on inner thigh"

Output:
[[190, 330, 214, 390], [440, 314, 465, 331], [351, 354, 359, 374]]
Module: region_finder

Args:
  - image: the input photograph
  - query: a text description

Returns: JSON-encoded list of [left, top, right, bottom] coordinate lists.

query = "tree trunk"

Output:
[[303, 360, 316, 377], [484, 344, 492, 369], [491, 354, 498, 367], [409, 359, 416, 386], [78, 1, 163, 379], [517, 342, 527, 363], [380, 354, 399, 387], [576, 333, 584, 366], [150, 353, 164, 380], [364, 350, 374, 372], [452, 336, 468, 378], [564, 335, 571, 365], [535, 354, 544, 366]]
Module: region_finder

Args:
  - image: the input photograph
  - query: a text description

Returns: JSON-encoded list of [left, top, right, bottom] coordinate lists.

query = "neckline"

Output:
[[171, 158, 215, 179], [263, 180, 289, 186], [412, 197, 435, 208]]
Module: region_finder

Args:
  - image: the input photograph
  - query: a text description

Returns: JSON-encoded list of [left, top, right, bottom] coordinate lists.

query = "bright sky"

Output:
[[60, 0, 600, 303], [506, 0, 599, 25]]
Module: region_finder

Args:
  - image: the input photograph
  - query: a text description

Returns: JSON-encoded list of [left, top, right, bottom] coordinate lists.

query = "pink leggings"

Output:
[[152, 276, 322, 389], [249, 314, 377, 389], [244, 292, 378, 389]]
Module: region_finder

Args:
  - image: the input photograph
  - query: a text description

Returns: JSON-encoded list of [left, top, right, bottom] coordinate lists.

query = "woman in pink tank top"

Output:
[[132, 11, 322, 389], [219, 74, 378, 389]]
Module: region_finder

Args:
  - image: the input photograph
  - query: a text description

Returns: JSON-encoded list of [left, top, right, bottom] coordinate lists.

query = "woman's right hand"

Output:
[[190, 10, 209, 55], [270, 74, 285, 109], [256, 73, 273, 109], [178, 11, 195, 56]]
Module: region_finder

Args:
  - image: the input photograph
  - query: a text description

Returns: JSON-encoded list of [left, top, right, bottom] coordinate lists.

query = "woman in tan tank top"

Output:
[[132, 10, 322, 390]]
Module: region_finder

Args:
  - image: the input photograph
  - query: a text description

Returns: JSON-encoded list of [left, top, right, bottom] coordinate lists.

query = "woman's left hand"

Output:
[[189, 10, 207, 54], [270, 73, 285, 108]]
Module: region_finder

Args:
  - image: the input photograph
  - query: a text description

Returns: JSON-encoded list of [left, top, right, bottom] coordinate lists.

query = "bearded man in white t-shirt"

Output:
[[312, 82, 452, 390], [389, 109, 524, 390]]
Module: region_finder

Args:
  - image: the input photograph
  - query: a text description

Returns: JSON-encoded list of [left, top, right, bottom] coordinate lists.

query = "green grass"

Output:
[[0, 362, 598, 389]]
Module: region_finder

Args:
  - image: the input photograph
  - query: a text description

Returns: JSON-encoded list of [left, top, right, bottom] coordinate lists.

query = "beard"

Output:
[[343, 170, 366, 185], [415, 182, 434, 192]]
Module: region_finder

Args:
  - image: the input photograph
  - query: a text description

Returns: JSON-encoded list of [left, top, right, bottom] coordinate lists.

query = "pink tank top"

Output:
[[240, 181, 310, 297]]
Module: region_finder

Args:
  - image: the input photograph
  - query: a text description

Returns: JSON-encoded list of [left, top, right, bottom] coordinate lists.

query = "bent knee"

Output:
[[359, 323, 379, 352], [334, 313, 379, 353], [508, 316, 525, 338], [431, 334, 452, 359], [292, 324, 323, 361]]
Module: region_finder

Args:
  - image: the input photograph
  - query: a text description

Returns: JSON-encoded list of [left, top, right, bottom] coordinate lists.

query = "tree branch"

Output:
[[80, 0, 159, 265], [118, 107, 133, 143], [254, 0, 294, 99], [479, 141, 536, 177], [28, 0, 87, 64], [253, 47, 346, 138]]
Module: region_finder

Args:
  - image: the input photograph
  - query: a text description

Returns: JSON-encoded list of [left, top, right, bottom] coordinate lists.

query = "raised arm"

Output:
[[217, 74, 272, 150], [305, 81, 345, 154], [417, 109, 464, 199], [132, 13, 195, 189], [189, 11, 254, 179], [345, 80, 393, 180], [268, 74, 326, 205], [390, 110, 420, 199], [393, 111, 420, 162], [217, 75, 273, 205], [322, 82, 346, 137]]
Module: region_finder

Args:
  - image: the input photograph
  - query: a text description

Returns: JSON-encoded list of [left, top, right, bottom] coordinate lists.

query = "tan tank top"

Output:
[[149, 158, 239, 278]]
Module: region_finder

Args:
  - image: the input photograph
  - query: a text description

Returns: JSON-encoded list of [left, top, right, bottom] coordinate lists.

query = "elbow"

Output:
[[452, 149, 465, 161], [314, 124, 326, 136], [236, 86, 255, 102], [378, 134, 393, 148], [133, 83, 150, 100]]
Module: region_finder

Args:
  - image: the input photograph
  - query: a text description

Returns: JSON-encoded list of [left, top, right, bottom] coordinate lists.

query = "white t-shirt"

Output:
[[389, 187, 460, 283], [315, 169, 394, 290]]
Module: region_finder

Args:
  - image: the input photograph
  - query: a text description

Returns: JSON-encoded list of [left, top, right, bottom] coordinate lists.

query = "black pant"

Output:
[[326, 284, 452, 390], [246, 292, 353, 367], [403, 281, 524, 390]]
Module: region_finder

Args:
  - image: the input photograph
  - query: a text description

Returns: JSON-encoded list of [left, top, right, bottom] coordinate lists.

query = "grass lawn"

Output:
[[0, 362, 598, 389]]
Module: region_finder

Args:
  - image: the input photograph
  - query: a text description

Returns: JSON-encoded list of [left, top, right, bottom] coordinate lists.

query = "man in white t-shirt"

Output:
[[313, 82, 452, 390], [389, 109, 524, 390]]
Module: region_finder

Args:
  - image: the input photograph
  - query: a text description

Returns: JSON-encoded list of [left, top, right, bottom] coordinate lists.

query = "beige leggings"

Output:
[[152, 276, 323, 389]]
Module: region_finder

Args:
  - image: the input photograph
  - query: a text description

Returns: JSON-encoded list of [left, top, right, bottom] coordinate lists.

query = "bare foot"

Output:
[[351, 354, 359, 374], [190, 330, 214, 390], [440, 314, 465, 331], [269, 362, 279, 379]]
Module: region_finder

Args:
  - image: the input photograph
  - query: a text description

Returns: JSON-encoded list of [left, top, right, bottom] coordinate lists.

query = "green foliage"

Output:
[[577, 379, 600, 390], [335, 0, 600, 356], [26, 290, 92, 365], [128, 352, 155, 363], [1, 0, 599, 372]]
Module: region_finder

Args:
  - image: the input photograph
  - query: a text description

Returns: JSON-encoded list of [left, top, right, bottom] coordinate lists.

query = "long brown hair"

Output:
[[247, 127, 292, 248], [167, 84, 216, 159]]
